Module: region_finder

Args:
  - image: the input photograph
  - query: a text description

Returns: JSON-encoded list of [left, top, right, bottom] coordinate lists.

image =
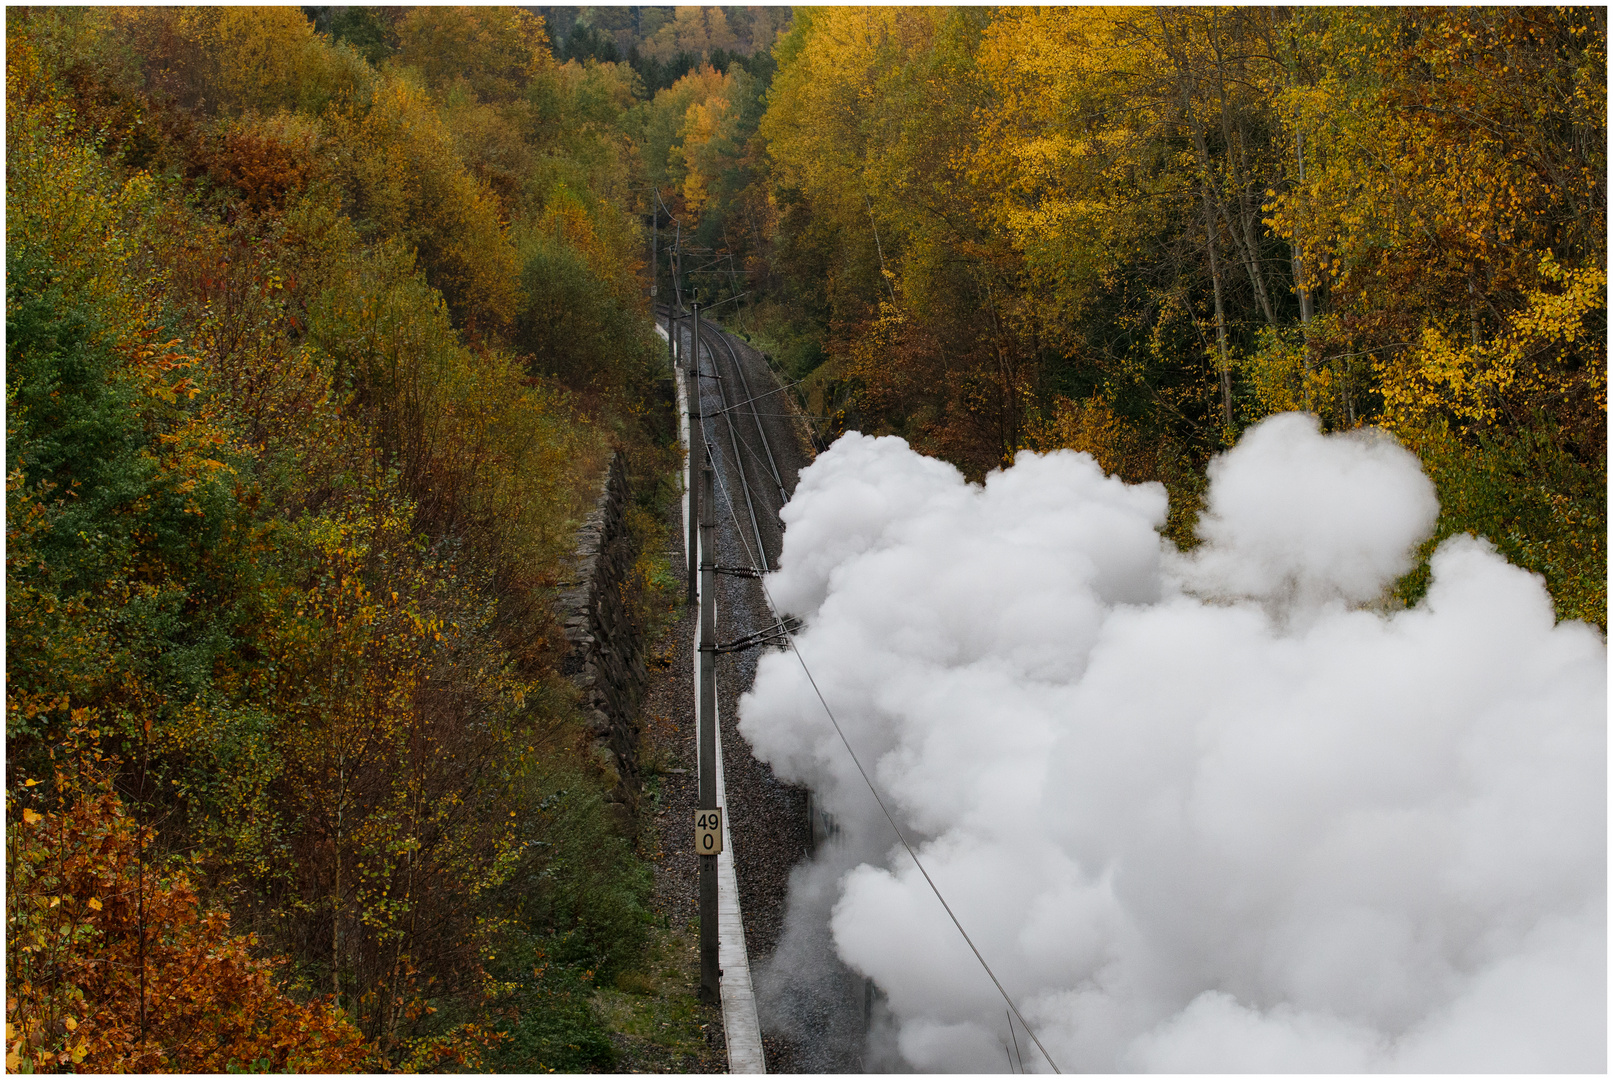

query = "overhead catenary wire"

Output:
[[661, 309, 781, 497], [708, 460, 1064, 1075], [715, 389, 789, 513], [696, 339, 1064, 1075], [706, 381, 804, 418], [704, 338, 770, 572], [686, 315, 792, 514], [733, 411, 838, 420], [764, 594, 1065, 1075], [653, 346, 827, 420], [704, 322, 788, 505], [695, 290, 750, 312], [1009, 1008, 1027, 1074]]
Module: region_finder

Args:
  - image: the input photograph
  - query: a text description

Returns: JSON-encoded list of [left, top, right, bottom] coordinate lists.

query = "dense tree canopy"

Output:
[[749, 6, 1604, 624], [8, 5, 674, 1071], [7, 5, 1604, 1072]]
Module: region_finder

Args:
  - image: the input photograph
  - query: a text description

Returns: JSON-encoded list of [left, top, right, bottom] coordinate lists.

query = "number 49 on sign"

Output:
[[694, 809, 723, 855]]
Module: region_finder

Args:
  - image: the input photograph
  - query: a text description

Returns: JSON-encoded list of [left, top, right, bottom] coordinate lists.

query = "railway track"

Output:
[[668, 306, 792, 571], [654, 306, 865, 1072]]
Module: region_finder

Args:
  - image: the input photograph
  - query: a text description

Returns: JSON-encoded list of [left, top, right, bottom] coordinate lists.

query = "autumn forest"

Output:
[[6, 5, 1606, 1073]]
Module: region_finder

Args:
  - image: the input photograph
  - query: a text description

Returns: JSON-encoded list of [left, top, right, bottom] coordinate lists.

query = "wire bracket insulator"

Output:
[[707, 616, 802, 655]]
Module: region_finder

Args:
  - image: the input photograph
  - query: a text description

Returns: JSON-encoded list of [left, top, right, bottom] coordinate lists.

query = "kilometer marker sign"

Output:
[[695, 808, 723, 855]]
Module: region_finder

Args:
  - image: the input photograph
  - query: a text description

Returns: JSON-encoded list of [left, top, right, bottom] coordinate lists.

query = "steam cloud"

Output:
[[739, 413, 1605, 1072]]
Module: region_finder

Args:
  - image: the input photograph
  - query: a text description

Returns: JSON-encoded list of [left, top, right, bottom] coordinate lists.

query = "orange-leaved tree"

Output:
[[7, 726, 369, 1073]]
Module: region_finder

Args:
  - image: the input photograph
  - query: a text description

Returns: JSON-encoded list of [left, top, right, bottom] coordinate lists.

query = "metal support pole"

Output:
[[673, 230, 682, 311], [698, 462, 720, 1005], [671, 239, 682, 366], [686, 303, 703, 606]]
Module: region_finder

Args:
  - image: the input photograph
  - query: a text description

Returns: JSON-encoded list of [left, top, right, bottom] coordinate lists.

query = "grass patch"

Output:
[[591, 921, 724, 1071], [483, 938, 620, 1073]]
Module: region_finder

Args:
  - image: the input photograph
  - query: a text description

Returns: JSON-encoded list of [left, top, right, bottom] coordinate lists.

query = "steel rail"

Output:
[[668, 308, 795, 574], [667, 308, 800, 555], [700, 321, 771, 573], [700, 427, 1065, 1076], [663, 307, 1061, 1074], [707, 326, 789, 509]]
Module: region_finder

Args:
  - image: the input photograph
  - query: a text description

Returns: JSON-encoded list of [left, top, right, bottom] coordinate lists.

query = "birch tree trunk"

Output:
[[1207, 30, 1280, 328], [1292, 128, 1315, 412], [1204, 183, 1234, 427]]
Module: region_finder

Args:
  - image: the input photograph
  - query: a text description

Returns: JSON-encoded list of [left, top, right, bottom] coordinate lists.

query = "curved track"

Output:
[[656, 307, 864, 1072], [682, 308, 792, 571]]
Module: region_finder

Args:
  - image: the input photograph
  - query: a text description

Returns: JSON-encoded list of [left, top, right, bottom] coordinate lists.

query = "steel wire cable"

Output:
[[707, 328, 788, 503], [692, 329, 793, 546], [702, 330, 770, 573], [692, 318, 788, 505]]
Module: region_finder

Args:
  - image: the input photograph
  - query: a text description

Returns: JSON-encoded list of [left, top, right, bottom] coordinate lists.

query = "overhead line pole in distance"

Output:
[[655, 194, 672, 373], [670, 218, 683, 366], [686, 301, 702, 605], [658, 191, 678, 372]]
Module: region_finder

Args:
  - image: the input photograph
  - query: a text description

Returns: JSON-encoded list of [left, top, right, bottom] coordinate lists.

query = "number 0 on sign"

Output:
[[694, 809, 723, 855]]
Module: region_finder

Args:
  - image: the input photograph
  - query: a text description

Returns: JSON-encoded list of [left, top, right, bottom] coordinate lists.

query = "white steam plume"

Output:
[[739, 413, 1605, 1072]]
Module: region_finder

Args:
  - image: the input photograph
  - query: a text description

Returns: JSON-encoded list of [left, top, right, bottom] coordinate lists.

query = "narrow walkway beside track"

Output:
[[655, 310, 852, 1072], [670, 329, 764, 1072]]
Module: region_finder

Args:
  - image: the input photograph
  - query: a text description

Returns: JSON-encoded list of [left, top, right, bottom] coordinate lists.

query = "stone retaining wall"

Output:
[[555, 451, 646, 806]]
